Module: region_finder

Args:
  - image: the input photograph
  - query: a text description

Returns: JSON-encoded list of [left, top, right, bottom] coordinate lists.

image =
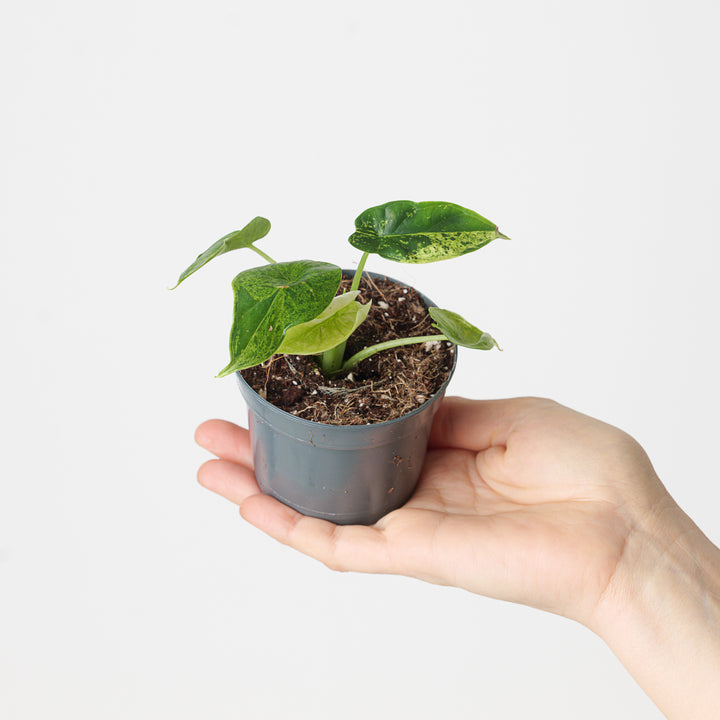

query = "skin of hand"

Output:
[[195, 396, 720, 719], [196, 396, 659, 624]]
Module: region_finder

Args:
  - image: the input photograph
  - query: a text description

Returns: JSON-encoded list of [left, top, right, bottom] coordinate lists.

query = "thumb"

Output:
[[429, 396, 553, 452]]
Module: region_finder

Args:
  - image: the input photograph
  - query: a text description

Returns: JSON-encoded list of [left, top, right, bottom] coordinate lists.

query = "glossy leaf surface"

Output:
[[429, 307, 499, 350], [217, 260, 341, 376], [172, 216, 271, 288], [277, 291, 371, 355], [349, 200, 508, 263]]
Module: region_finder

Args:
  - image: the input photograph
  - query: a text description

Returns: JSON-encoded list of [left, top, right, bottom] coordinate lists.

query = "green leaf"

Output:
[[277, 291, 372, 355], [349, 200, 507, 263], [171, 216, 271, 288], [428, 307, 499, 350], [217, 260, 342, 376]]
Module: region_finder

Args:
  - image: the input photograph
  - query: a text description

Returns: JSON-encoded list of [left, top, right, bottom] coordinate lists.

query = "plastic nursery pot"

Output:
[[235, 271, 458, 526]]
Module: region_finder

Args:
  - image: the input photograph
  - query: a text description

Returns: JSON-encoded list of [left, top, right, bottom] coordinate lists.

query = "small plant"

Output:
[[172, 200, 508, 378]]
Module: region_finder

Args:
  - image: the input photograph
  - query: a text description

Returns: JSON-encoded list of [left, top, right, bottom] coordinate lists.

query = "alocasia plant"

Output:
[[173, 200, 507, 377]]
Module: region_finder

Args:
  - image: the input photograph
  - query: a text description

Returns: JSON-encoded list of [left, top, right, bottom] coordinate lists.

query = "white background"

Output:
[[1, 1, 719, 718]]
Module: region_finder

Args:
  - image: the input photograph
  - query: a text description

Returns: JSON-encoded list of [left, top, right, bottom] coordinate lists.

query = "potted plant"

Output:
[[173, 200, 508, 525]]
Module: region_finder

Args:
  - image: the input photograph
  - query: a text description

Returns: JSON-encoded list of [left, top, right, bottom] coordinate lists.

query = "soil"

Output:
[[240, 273, 455, 425]]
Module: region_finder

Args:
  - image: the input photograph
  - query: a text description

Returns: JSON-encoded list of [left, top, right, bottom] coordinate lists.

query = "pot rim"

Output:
[[236, 269, 458, 431]]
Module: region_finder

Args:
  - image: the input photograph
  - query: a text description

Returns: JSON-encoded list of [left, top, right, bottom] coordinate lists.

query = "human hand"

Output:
[[196, 396, 720, 719], [195, 396, 668, 628]]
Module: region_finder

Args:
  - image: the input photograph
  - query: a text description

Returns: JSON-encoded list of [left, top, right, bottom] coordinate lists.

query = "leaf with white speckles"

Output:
[[217, 260, 341, 376], [349, 201, 508, 263], [171, 216, 271, 288]]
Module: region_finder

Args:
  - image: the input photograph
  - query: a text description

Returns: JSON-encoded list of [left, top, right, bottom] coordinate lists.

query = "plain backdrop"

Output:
[[1, 1, 719, 718]]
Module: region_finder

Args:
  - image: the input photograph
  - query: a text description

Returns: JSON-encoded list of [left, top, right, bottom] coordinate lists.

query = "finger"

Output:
[[239, 494, 394, 575], [198, 458, 261, 506], [195, 419, 253, 467], [428, 396, 555, 452]]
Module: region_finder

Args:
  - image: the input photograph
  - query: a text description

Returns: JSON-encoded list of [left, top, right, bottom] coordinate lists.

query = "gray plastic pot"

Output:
[[235, 272, 457, 526]]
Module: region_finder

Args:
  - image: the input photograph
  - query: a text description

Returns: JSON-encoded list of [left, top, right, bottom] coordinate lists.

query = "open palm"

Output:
[[196, 396, 662, 628]]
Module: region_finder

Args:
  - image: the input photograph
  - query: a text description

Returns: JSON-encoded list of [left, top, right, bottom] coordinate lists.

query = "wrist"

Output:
[[590, 497, 720, 636], [589, 498, 720, 719]]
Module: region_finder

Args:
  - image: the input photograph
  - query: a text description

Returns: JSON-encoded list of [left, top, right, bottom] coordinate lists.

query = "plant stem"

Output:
[[320, 253, 371, 371], [321, 343, 347, 375], [250, 245, 277, 264], [338, 334, 449, 375], [349, 252, 370, 292]]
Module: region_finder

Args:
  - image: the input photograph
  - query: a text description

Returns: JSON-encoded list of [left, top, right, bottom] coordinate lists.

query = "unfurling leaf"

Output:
[[217, 260, 341, 377], [277, 291, 372, 355], [172, 216, 271, 288], [428, 307, 499, 350], [349, 200, 508, 264]]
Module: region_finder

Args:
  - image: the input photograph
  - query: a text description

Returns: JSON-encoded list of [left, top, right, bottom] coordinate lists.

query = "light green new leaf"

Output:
[[277, 291, 372, 355], [429, 307, 499, 350], [349, 200, 508, 264], [172, 216, 271, 288], [217, 260, 341, 376]]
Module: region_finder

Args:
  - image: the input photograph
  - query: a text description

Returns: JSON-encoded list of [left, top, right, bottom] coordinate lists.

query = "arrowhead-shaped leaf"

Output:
[[172, 216, 271, 288], [429, 307, 499, 350], [277, 291, 372, 355], [217, 260, 342, 376], [349, 200, 507, 263]]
